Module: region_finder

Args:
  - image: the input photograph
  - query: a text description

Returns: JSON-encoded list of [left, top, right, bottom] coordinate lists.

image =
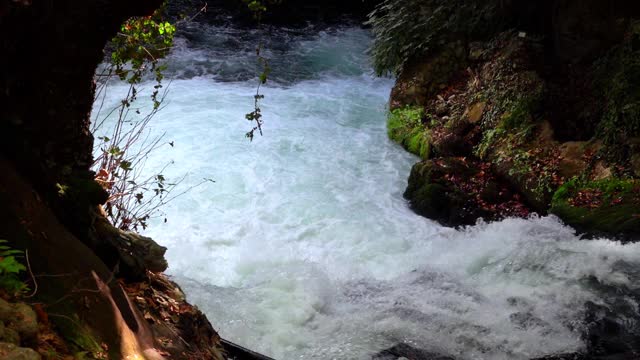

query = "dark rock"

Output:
[[404, 157, 530, 227], [372, 343, 455, 360], [404, 158, 476, 227]]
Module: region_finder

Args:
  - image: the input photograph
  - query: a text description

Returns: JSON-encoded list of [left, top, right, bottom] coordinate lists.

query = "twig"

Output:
[[23, 249, 38, 298]]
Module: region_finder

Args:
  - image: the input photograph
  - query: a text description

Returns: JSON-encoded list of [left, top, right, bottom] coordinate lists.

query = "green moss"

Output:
[[551, 178, 640, 240], [388, 106, 431, 159], [406, 129, 431, 159]]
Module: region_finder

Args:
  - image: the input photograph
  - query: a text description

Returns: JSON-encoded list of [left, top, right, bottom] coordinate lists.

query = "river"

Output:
[[92, 22, 640, 360]]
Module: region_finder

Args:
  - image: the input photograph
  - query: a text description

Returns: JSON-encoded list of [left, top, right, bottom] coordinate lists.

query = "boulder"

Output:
[[404, 157, 530, 227]]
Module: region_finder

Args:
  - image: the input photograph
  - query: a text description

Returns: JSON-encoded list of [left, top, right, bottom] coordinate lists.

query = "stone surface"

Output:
[[8, 303, 38, 341], [462, 101, 486, 124], [404, 157, 530, 227], [558, 142, 588, 178]]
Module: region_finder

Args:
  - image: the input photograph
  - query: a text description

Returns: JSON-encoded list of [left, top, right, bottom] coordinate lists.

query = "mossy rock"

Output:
[[551, 179, 640, 241], [387, 106, 431, 159], [404, 158, 486, 226]]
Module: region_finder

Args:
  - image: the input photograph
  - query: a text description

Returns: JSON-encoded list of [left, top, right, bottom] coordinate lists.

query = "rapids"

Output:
[[92, 23, 640, 360]]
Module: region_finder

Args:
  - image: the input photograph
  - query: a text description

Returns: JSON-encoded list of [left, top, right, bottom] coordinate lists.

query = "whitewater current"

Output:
[[92, 23, 640, 360]]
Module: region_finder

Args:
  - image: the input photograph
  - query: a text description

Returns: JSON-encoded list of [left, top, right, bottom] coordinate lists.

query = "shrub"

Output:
[[366, 0, 503, 76], [0, 240, 27, 296]]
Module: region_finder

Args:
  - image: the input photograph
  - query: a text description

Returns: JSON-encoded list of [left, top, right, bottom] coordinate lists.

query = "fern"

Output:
[[0, 240, 28, 295]]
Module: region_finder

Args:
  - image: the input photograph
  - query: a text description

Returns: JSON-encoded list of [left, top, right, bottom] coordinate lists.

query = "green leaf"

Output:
[[119, 160, 133, 171]]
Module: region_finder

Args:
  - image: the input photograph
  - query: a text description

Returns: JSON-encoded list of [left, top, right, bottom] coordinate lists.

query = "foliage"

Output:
[[109, 3, 176, 108], [92, 2, 208, 231], [366, 0, 502, 75], [594, 21, 640, 159], [0, 240, 27, 296], [245, 46, 270, 141]]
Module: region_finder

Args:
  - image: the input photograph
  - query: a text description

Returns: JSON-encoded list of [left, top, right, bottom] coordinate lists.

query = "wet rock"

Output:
[[404, 157, 530, 227], [372, 343, 455, 360], [404, 158, 478, 226]]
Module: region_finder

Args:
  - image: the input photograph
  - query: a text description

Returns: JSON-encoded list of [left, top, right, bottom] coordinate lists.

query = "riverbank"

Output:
[[386, 7, 640, 242]]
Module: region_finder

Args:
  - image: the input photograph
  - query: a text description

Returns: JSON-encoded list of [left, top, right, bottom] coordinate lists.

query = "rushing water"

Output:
[[92, 22, 640, 360]]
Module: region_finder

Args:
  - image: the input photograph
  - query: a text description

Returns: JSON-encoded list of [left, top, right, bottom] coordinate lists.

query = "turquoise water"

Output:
[[92, 25, 640, 359]]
